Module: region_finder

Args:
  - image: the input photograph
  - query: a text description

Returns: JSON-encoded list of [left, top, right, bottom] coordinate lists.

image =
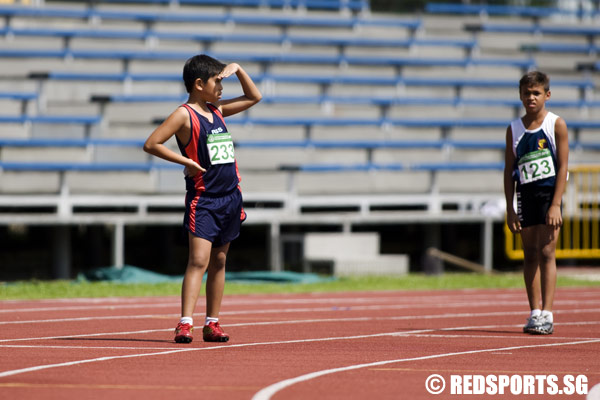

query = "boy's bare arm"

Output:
[[503, 125, 521, 233], [546, 117, 569, 227], [143, 107, 205, 174], [218, 63, 262, 117]]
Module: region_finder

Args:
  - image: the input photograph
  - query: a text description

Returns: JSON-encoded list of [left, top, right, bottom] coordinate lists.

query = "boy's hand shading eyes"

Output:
[[218, 63, 240, 79]]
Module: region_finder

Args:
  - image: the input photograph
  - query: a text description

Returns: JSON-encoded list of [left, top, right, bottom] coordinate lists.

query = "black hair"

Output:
[[519, 71, 550, 93], [182, 54, 226, 93]]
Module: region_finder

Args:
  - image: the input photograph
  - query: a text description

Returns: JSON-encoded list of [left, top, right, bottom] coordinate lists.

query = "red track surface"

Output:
[[1, 287, 599, 400]]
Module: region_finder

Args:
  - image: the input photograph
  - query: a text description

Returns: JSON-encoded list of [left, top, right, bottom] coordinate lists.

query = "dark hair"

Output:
[[519, 71, 550, 93], [182, 54, 226, 93]]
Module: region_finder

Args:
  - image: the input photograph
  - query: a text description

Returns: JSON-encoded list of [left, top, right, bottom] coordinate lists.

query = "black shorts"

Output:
[[516, 185, 559, 228]]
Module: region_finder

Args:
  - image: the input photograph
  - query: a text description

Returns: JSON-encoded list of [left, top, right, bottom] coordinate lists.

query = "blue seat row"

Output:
[[282, 161, 505, 172], [2, 48, 535, 74], [90, 93, 600, 108], [466, 23, 600, 42], [0, 92, 37, 101], [0, 26, 475, 55], [0, 114, 101, 125], [426, 2, 599, 19], [2, 138, 598, 176], [35, 71, 594, 94], [1, 113, 597, 136], [0, 5, 412, 32], [221, 116, 600, 130], [0, 161, 161, 171], [0, 159, 502, 173], [85, 0, 369, 12], [521, 42, 600, 56], [3, 136, 598, 152]]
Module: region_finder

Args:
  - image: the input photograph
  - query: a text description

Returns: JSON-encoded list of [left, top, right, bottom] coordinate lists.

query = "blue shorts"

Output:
[[183, 188, 246, 247]]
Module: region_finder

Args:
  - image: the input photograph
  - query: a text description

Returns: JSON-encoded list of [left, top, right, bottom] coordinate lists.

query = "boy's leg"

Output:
[[175, 234, 212, 343], [537, 224, 560, 312], [521, 227, 541, 311], [181, 234, 213, 319], [202, 242, 230, 342], [521, 224, 559, 335], [206, 242, 230, 318]]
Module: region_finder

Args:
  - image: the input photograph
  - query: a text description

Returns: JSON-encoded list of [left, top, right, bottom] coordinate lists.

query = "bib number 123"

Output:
[[518, 149, 555, 185]]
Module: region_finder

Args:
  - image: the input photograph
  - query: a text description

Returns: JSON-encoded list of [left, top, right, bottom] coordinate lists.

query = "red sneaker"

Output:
[[174, 322, 193, 343], [203, 321, 229, 342]]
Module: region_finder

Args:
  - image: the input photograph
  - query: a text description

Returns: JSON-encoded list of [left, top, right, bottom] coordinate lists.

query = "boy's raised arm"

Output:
[[218, 63, 262, 117]]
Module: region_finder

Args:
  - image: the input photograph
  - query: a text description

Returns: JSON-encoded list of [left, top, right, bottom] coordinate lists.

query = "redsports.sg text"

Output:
[[450, 374, 588, 396]]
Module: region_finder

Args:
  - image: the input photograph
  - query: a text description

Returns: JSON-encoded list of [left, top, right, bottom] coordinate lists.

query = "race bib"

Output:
[[518, 148, 555, 185], [207, 132, 235, 165]]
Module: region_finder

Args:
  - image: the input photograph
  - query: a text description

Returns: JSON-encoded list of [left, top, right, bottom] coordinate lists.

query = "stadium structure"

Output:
[[0, 0, 599, 280]]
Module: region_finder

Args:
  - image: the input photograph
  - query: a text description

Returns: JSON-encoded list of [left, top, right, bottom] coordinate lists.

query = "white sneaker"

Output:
[[523, 315, 541, 333], [530, 314, 554, 335]]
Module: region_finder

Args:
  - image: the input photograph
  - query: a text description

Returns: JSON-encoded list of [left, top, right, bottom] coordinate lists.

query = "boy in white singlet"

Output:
[[503, 71, 569, 335]]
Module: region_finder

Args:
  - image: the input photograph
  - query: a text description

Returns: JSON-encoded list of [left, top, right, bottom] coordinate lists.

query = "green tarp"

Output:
[[78, 265, 332, 284]]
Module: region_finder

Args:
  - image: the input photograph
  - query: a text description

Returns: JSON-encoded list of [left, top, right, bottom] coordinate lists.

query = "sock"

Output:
[[530, 309, 541, 318], [205, 316, 219, 326], [180, 317, 193, 326], [541, 310, 553, 323]]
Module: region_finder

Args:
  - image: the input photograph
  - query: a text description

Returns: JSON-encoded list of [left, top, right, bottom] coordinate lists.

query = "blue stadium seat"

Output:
[[426, 2, 599, 19], [0, 92, 38, 115]]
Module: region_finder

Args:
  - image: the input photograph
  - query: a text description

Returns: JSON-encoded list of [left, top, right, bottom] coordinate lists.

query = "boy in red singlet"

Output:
[[143, 55, 261, 343]]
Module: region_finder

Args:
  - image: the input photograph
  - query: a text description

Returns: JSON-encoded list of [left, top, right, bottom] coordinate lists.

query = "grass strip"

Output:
[[2, 273, 599, 300]]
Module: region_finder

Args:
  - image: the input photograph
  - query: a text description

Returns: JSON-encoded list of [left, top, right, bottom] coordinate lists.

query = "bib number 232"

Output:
[[208, 133, 235, 165]]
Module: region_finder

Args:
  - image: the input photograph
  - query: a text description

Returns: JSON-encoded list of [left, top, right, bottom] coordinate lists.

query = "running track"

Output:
[[1, 287, 599, 400]]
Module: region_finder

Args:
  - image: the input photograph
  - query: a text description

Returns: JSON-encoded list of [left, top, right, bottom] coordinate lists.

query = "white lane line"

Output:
[[0, 329, 432, 378], [5, 299, 600, 327], [0, 314, 176, 326], [0, 296, 417, 314], [0, 293, 521, 312], [3, 290, 598, 314], [2, 311, 600, 343], [0, 348, 193, 378], [250, 338, 600, 400], [1, 320, 598, 351], [0, 344, 177, 350], [1, 318, 599, 379], [0, 308, 600, 330], [5, 286, 597, 307], [0, 329, 171, 343]]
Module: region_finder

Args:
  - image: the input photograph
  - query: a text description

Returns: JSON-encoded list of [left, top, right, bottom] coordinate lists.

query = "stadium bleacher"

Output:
[[1, 0, 599, 276]]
